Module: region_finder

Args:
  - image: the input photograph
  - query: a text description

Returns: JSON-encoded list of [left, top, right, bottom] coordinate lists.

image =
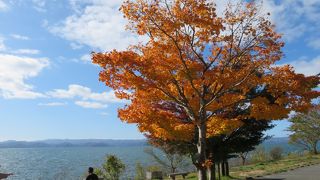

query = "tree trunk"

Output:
[[197, 123, 207, 180], [217, 163, 221, 180], [198, 168, 207, 180], [221, 161, 225, 176], [312, 143, 318, 154], [208, 162, 216, 180], [241, 155, 246, 166], [171, 167, 176, 174], [226, 161, 229, 176], [242, 157, 246, 166]]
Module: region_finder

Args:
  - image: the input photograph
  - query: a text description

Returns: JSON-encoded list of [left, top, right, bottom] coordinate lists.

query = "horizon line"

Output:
[[0, 136, 290, 143], [0, 138, 147, 143]]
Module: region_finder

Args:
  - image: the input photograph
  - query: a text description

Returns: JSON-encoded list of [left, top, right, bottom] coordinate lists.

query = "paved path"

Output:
[[255, 164, 320, 180]]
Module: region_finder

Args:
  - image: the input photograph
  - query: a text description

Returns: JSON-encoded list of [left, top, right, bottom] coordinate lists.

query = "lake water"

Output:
[[0, 146, 156, 180], [0, 139, 304, 180]]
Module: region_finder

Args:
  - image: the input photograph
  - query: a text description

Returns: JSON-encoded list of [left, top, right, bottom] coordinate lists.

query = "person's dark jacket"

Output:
[[86, 173, 99, 180]]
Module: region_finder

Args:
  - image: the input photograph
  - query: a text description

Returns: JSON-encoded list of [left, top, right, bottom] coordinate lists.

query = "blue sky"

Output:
[[0, 0, 319, 141]]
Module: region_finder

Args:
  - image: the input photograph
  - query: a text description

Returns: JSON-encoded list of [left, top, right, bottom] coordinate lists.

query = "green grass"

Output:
[[231, 154, 320, 179], [163, 154, 320, 180]]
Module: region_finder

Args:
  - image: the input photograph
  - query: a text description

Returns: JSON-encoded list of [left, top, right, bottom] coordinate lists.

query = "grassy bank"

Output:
[[165, 154, 320, 180]]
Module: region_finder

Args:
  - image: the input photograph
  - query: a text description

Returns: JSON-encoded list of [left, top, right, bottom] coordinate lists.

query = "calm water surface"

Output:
[[0, 146, 151, 180], [0, 139, 300, 180]]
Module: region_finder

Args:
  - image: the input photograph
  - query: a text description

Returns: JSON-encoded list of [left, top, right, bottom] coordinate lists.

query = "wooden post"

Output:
[[221, 161, 225, 176], [218, 163, 221, 180], [208, 161, 216, 180], [226, 161, 230, 176]]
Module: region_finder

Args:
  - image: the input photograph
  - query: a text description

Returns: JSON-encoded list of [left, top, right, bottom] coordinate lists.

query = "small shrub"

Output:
[[270, 146, 283, 160], [94, 168, 104, 177], [251, 146, 268, 163], [103, 154, 126, 180], [93, 154, 126, 180], [134, 162, 145, 180]]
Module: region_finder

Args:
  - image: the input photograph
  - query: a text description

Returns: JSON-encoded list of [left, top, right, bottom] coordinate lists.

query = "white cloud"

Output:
[[38, 102, 67, 106], [12, 49, 40, 55], [75, 101, 107, 109], [1, 36, 39, 55], [50, 0, 146, 51], [307, 38, 320, 50], [47, 84, 124, 109], [289, 56, 320, 76], [10, 34, 30, 40], [70, 42, 83, 50], [0, 54, 49, 99], [50, 0, 320, 50], [48, 84, 91, 99], [0, 36, 5, 51], [214, 0, 320, 42], [32, 0, 46, 12], [0, 0, 9, 12], [259, 0, 320, 42], [47, 84, 124, 103], [80, 54, 91, 63]]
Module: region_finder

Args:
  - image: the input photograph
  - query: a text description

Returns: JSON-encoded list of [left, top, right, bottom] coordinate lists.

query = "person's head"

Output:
[[88, 167, 94, 174]]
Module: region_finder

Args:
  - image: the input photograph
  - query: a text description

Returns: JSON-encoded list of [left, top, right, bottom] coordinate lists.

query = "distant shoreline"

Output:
[[0, 139, 147, 148], [0, 137, 291, 149]]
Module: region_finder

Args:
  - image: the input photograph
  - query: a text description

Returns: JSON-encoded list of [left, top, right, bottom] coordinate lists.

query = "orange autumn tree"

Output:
[[92, 1, 320, 179]]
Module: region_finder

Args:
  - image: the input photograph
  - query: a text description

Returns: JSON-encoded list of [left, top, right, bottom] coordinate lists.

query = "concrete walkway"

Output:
[[255, 163, 320, 180]]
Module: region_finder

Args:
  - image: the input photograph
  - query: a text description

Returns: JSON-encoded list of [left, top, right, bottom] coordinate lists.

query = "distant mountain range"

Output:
[[0, 139, 147, 148], [264, 137, 289, 143], [0, 137, 291, 149]]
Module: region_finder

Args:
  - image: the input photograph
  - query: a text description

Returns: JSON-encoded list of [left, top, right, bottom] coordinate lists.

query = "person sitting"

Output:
[[86, 167, 99, 180]]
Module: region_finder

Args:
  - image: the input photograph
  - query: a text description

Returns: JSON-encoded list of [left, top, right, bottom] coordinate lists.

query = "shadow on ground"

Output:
[[245, 178, 285, 180], [253, 178, 285, 180]]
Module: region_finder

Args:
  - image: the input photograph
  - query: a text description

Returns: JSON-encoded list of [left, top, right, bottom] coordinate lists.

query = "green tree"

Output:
[[288, 106, 320, 154], [148, 119, 273, 179], [96, 154, 126, 180], [206, 118, 274, 178]]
